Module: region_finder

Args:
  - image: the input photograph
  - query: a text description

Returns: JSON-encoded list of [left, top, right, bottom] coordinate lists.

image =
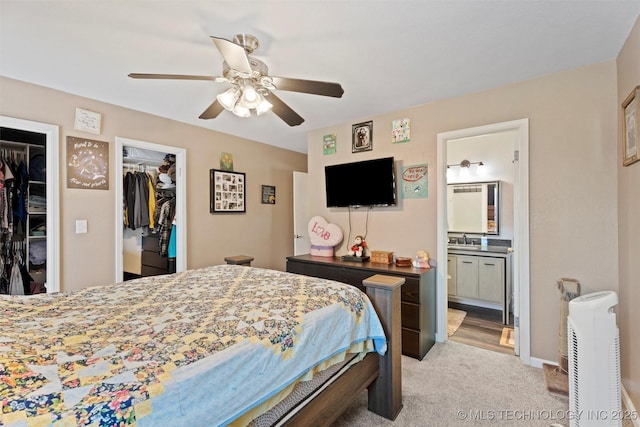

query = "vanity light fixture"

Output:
[[447, 159, 484, 169]]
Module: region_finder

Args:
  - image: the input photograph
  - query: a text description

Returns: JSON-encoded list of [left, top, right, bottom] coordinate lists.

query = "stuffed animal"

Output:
[[412, 250, 431, 269], [349, 235, 367, 257]]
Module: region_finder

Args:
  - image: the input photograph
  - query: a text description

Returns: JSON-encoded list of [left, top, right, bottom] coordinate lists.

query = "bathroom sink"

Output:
[[447, 245, 481, 250]]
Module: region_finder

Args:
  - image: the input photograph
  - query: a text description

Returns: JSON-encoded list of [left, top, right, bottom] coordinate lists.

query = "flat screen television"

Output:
[[325, 157, 396, 207]]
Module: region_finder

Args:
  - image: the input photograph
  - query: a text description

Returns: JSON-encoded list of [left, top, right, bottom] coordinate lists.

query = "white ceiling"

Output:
[[1, 1, 639, 154]]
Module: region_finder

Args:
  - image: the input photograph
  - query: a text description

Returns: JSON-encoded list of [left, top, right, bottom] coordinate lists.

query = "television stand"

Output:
[[286, 254, 436, 360], [341, 255, 370, 262]]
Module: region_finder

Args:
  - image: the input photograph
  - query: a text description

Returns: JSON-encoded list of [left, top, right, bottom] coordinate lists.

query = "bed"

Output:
[[0, 265, 402, 426]]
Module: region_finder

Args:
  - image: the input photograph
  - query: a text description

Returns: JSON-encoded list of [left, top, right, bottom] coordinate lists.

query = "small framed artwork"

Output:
[[622, 85, 639, 166], [261, 185, 276, 204], [323, 133, 336, 155], [220, 152, 234, 171], [352, 120, 373, 153], [392, 118, 410, 143], [210, 169, 246, 213], [74, 108, 102, 135]]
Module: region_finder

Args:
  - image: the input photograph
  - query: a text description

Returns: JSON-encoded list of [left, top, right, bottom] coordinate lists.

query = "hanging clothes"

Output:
[[13, 160, 28, 233], [9, 254, 23, 295], [147, 175, 156, 229], [157, 196, 175, 256], [123, 170, 157, 231], [168, 223, 176, 259]]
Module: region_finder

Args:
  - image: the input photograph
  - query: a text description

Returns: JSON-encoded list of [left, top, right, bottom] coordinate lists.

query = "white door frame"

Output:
[[114, 137, 187, 282], [0, 116, 60, 293], [436, 118, 530, 364], [293, 171, 311, 256]]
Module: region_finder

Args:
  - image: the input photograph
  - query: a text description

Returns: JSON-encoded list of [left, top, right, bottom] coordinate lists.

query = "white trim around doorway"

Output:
[[114, 137, 187, 282], [436, 119, 530, 365], [0, 116, 60, 293]]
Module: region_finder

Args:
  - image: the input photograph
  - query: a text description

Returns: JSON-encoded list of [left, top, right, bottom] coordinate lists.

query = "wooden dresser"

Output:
[[286, 254, 436, 360]]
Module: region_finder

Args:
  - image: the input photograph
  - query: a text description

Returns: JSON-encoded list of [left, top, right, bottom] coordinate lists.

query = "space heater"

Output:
[[567, 291, 621, 427]]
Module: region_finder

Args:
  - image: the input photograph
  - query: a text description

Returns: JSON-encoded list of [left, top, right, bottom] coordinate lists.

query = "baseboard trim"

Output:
[[621, 384, 639, 427], [529, 356, 557, 369]]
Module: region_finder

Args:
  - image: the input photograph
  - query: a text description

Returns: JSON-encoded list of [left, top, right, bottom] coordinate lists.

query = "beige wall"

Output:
[[0, 77, 307, 292], [307, 60, 620, 364], [617, 15, 640, 407]]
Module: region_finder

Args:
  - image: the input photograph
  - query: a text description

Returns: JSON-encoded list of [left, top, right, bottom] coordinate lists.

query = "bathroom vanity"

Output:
[[447, 245, 512, 324]]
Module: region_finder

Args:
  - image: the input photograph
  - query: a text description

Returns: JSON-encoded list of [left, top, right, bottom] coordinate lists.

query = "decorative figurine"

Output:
[[412, 250, 431, 269], [349, 235, 368, 257]]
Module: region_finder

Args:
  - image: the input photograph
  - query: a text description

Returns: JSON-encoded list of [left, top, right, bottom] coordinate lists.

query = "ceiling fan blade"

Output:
[[270, 76, 344, 98], [199, 99, 225, 120], [210, 36, 252, 74], [128, 73, 221, 81], [265, 91, 305, 126]]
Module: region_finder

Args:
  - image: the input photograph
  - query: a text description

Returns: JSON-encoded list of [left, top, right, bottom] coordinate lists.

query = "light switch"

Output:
[[76, 219, 88, 234]]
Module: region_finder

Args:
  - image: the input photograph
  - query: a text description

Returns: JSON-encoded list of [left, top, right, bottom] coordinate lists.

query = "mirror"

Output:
[[447, 181, 500, 234]]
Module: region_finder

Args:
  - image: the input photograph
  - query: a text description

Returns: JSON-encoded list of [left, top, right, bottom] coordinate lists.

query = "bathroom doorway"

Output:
[[445, 130, 516, 355], [436, 119, 531, 364], [114, 137, 187, 282]]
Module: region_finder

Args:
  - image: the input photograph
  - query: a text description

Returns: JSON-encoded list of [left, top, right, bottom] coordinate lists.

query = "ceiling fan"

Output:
[[129, 34, 344, 126]]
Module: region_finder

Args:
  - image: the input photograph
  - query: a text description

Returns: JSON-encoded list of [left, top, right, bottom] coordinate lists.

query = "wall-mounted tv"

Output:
[[325, 157, 396, 207]]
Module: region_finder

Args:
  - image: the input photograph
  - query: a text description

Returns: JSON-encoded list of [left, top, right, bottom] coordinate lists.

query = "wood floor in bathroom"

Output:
[[448, 302, 515, 356]]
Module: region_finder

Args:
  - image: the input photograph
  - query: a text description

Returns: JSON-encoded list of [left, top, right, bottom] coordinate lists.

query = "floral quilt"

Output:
[[0, 265, 386, 426]]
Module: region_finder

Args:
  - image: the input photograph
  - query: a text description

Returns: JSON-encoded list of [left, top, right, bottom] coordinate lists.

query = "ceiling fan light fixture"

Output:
[[241, 85, 259, 106], [232, 103, 251, 118], [130, 34, 343, 125], [217, 87, 240, 111], [255, 96, 273, 116]]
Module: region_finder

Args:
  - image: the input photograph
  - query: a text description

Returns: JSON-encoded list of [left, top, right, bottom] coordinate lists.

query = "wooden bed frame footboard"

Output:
[[282, 274, 404, 426]]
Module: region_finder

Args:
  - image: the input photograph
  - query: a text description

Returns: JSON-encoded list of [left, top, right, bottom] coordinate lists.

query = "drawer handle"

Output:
[[484, 263, 495, 266], [462, 261, 473, 264]]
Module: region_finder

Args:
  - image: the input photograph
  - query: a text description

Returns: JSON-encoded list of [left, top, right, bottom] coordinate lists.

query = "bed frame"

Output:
[[282, 274, 404, 426]]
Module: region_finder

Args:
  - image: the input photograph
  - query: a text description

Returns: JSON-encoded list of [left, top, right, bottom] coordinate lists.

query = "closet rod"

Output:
[[0, 139, 46, 148]]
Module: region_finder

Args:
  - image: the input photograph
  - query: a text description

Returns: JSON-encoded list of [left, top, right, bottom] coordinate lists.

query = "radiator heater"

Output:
[[567, 291, 621, 427]]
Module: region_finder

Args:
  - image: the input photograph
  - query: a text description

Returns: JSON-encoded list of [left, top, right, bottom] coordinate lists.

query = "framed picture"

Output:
[[66, 136, 109, 190], [73, 108, 102, 135], [622, 85, 639, 166], [261, 185, 276, 204], [352, 120, 373, 153], [210, 169, 246, 213]]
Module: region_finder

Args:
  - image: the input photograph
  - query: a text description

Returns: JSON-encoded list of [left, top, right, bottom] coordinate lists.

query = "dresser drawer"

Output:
[[286, 261, 343, 282], [342, 269, 375, 291], [141, 264, 168, 277], [142, 250, 168, 269], [142, 235, 160, 251], [401, 301, 420, 330], [401, 328, 421, 359], [400, 277, 421, 303]]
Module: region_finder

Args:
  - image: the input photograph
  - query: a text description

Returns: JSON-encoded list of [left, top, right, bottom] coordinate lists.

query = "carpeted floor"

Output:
[[447, 308, 466, 337], [333, 340, 570, 426]]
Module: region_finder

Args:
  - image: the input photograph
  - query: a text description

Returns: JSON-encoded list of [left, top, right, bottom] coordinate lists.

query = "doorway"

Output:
[[436, 119, 530, 364], [293, 171, 311, 255], [114, 137, 187, 282], [0, 116, 60, 292]]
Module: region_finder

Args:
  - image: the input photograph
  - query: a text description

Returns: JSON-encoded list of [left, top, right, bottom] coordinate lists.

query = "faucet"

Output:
[[462, 233, 467, 245]]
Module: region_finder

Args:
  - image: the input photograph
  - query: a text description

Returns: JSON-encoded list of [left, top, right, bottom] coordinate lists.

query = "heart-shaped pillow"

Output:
[[308, 216, 343, 257]]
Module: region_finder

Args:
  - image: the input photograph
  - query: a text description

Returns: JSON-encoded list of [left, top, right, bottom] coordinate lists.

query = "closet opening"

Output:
[[0, 117, 60, 293], [114, 137, 187, 283], [122, 147, 177, 279]]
